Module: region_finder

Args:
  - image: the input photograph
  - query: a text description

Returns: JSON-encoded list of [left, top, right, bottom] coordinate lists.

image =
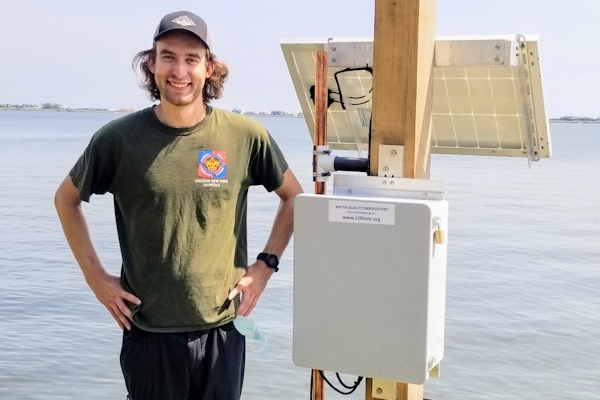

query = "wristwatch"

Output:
[[257, 252, 279, 272]]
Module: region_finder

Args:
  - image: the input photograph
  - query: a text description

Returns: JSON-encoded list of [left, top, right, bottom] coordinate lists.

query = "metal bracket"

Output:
[[371, 379, 397, 400], [333, 175, 445, 201], [378, 145, 404, 178], [435, 38, 518, 67], [327, 41, 373, 67], [516, 34, 540, 166], [315, 145, 332, 182]]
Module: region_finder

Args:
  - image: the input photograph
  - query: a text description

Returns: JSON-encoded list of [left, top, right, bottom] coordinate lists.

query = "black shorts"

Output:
[[120, 322, 245, 400]]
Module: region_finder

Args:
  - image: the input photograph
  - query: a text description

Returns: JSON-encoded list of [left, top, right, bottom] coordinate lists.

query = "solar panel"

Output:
[[281, 35, 551, 161]]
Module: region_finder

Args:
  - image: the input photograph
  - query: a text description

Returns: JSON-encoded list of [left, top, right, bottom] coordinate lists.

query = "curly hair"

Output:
[[132, 44, 228, 104]]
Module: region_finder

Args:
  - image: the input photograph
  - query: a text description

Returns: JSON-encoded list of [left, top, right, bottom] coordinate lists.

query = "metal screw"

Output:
[[390, 181, 395, 186], [390, 150, 397, 157], [376, 388, 383, 395], [494, 56, 500, 62], [332, 58, 337, 63], [382, 180, 387, 185], [347, 188, 352, 194], [495, 43, 501, 49], [422, 192, 428, 198], [383, 166, 389, 173], [332, 46, 337, 51]]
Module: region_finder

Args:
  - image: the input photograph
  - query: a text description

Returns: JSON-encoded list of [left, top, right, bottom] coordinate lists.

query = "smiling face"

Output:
[[148, 31, 214, 107]]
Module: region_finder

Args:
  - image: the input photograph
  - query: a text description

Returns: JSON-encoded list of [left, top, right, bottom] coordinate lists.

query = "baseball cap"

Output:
[[153, 11, 213, 50]]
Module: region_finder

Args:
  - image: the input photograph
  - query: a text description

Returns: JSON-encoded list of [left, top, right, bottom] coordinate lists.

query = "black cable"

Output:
[[347, 87, 373, 99], [336, 373, 358, 389], [366, 114, 372, 175], [333, 66, 374, 110], [309, 65, 373, 110], [318, 370, 363, 395]]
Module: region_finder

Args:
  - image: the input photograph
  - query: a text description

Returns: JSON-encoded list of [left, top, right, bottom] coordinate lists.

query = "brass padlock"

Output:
[[434, 229, 445, 244], [432, 216, 445, 244]]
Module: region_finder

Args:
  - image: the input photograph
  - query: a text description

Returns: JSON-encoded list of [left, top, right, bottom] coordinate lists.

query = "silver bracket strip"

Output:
[[333, 175, 445, 201], [516, 34, 540, 166]]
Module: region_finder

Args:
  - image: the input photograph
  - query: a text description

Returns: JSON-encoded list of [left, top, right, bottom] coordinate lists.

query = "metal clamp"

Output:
[[314, 145, 333, 182]]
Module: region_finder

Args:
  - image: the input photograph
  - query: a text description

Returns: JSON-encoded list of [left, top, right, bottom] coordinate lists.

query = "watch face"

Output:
[[265, 255, 277, 265]]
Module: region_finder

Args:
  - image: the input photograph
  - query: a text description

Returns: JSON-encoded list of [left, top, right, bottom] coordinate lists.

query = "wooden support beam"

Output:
[[367, 0, 436, 399], [369, 0, 436, 179], [396, 382, 425, 400]]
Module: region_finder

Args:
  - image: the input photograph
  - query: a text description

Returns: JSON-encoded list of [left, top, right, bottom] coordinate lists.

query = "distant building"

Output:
[[232, 108, 243, 114]]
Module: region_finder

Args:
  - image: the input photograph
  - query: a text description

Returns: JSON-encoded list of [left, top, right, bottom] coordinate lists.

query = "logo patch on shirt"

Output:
[[198, 150, 227, 179]]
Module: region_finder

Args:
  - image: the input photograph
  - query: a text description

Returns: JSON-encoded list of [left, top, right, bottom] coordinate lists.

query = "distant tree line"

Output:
[[41, 103, 66, 110], [0, 103, 67, 110], [0, 103, 40, 109], [0, 103, 113, 112]]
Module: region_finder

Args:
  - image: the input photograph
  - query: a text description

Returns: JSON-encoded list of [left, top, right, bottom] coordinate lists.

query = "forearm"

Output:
[[54, 179, 108, 284], [261, 168, 303, 258], [262, 197, 295, 258]]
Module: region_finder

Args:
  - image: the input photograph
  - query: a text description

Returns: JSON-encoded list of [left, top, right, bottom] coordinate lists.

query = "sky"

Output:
[[1, 0, 598, 117]]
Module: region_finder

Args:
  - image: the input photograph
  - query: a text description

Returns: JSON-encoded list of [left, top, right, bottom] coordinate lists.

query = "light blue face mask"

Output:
[[233, 316, 267, 352]]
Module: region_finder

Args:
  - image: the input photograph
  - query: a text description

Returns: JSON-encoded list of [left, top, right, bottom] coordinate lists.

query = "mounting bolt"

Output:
[[495, 43, 501, 49], [332, 46, 337, 51], [376, 388, 383, 395], [390, 150, 397, 157], [332, 58, 337, 63], [347, 188, 352, 194], [422, 192, 428, 198], [494, 56, 500, 62], [382, 180, 387, 185], [383, 166, 389, 173]]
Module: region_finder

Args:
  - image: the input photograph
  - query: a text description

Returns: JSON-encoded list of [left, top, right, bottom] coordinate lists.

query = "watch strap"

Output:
[[257, 252, 279, 272]]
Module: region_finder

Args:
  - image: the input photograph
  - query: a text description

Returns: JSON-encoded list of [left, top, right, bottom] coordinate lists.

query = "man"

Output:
[[54, 10, 302, 400]]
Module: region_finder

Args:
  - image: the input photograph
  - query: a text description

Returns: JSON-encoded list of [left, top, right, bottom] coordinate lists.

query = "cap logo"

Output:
[[171, 15, 196, 27]]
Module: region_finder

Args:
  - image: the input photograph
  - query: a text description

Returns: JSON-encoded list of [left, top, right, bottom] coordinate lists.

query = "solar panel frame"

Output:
[[281, 35, 551, 159]]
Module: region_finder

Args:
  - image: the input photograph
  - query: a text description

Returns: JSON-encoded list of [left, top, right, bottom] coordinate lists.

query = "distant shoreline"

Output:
[[1, 108, 595, 122], [0, 108, 304, 117], [0, 108, 123, 113], [548, 119, 600, 124]]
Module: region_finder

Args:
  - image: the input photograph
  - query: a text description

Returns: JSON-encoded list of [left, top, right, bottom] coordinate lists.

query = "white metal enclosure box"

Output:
[[293, 194, 448, 384]]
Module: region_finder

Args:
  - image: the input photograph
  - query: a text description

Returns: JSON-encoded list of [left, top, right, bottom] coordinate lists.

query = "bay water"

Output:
[[0, 110, 599, 399]]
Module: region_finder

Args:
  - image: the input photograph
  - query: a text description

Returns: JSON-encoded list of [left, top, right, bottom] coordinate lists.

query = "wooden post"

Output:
[[366, 0, 436, 399], [369, 0, 436, 180], [311, 49, 328, 400]]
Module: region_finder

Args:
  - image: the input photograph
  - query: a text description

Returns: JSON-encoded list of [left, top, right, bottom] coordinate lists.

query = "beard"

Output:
[[157, 78, 204, 107]]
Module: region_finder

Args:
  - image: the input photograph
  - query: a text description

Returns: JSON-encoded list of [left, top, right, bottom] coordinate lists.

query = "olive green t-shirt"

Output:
[[70, 106, 288, 332]]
